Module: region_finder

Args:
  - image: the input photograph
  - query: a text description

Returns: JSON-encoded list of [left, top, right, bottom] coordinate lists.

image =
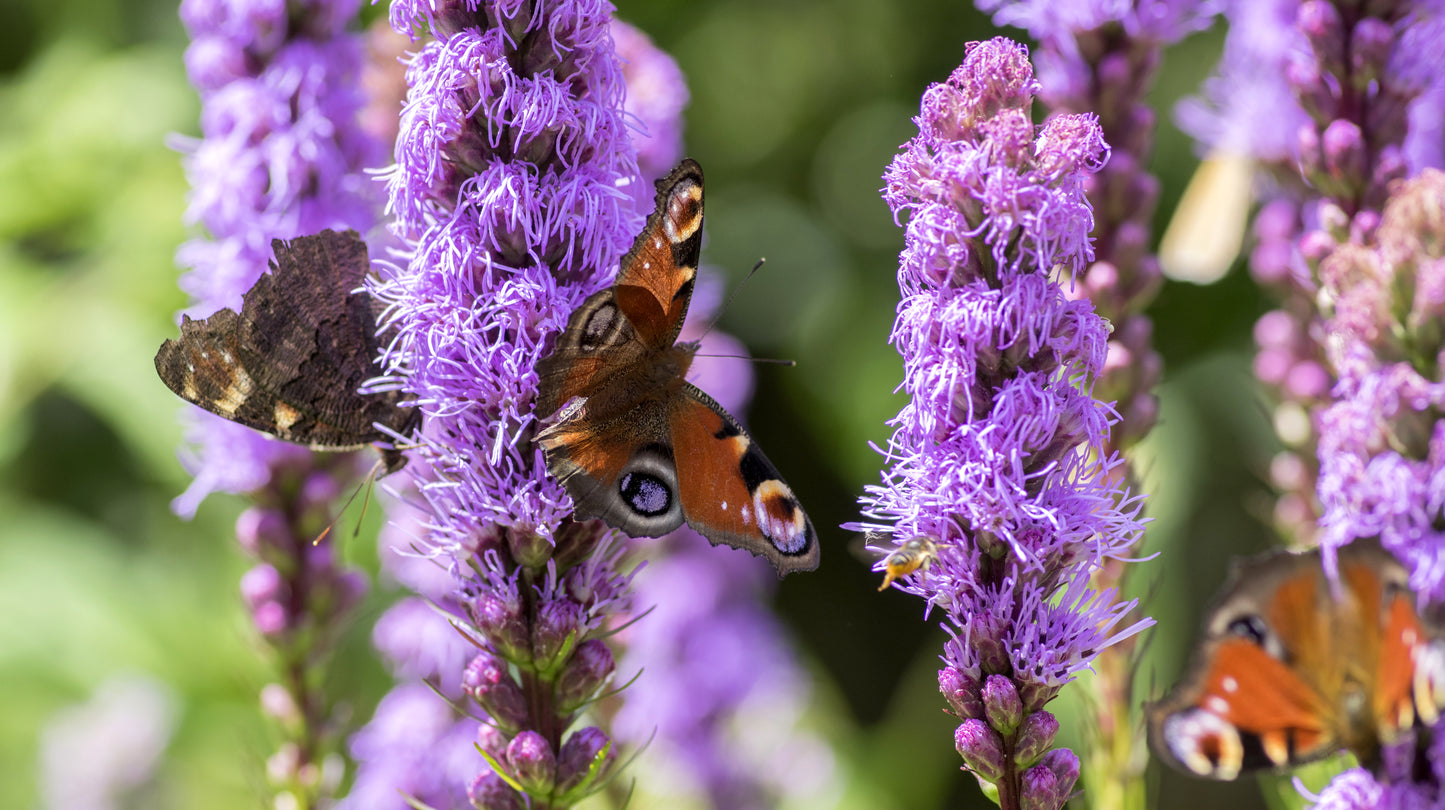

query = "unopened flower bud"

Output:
[[1020, 761, 1061, 810], [236, 508, 287, 555], [469, 772, 525, 810], [531, 598, 582, 674], [505, 731, 556, 795], [1040, 748, 1080, 797], [982, 675, 1023, 735], [1014, 710, 1060, 768], [463, 652, 528, 732], [955, 719, 1005, 783], [470, 592, 530, 665], [1322, 119, 1366, 189], [555, 640, 615, 714], [1350, 18, 1394, 88], [556, 726, 614, 797], [939, 667, 984, 719]]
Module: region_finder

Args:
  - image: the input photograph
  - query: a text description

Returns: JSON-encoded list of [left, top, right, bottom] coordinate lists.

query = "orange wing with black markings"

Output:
[[1148, 541, 1445, 780]]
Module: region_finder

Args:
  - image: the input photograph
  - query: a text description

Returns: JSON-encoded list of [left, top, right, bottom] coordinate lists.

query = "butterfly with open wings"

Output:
[[155, 230, 417, 472], [535, 159, 819, 576], [1149, 540, 1445, 780]]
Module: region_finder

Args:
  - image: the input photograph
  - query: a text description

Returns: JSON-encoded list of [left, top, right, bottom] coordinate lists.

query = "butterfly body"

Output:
[[1148, 541, 1445, 780], [536, 160, 818, 576], [155, 230, 416, 472]]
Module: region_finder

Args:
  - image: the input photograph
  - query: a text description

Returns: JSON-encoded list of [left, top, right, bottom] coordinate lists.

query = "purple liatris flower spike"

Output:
[[977, 1, 1217, 802], [857, 37, 1150, 810], [169, 0, 383, 805], [1316, 169, 1445, 605], [346, 1, 646, 806]]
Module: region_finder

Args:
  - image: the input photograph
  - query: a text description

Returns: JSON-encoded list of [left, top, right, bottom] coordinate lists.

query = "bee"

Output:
[[876, 535, 938, 591]]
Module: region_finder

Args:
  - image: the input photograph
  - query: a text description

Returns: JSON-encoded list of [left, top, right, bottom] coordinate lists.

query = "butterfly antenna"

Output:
[[695, 257, 766, 343], [693, 353, 797, 367], [313, 457, 384, 546]]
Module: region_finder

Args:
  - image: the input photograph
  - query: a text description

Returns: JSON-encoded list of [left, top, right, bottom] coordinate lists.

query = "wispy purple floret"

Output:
[[858, 37, 1148, 809]]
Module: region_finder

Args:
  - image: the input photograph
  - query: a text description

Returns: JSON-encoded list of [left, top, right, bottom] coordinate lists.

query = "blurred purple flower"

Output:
[[1175, 0, 1307, 164], [857, 37, 1149, 810], [39, 677, 177, 810], [171, 0, 383, 515], [344, 683, 481, 810], [613, 19, 688, 184], [169, 0, 383, 805], [1316, 170, 1445, 604]]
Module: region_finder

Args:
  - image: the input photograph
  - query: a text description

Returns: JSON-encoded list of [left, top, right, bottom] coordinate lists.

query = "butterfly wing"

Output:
[[1148, 549, 1339, 779], [539, 396, 687, 538], [535, 159, 704, 417], [1149, 636, 1335, 779], [612, 158, 702, 348], [155, 230, 416, 464], [670, 385, 818, 575]]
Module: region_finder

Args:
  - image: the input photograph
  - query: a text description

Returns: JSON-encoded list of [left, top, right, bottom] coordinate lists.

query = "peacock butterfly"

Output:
[[155, 229, 417, 472], [535, 159, 819, 576], [1148, 540, 1445, 780]]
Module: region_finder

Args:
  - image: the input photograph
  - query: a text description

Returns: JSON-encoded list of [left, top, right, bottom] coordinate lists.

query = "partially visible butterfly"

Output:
[[1148, 540, 1445, 780], [155, 229, 418, 472], [874, 534, 938, 591], [535, 159, 818, 576]]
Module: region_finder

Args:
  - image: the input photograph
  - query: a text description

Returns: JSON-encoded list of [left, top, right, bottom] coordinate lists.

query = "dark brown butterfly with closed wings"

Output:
[[1148, 540, 1445, 780], [535, 159, 818, 576], [155, 229, 417, 471]]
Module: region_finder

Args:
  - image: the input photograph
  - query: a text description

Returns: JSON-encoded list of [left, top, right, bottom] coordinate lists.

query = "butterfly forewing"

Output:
[[155, 230, 416, 468], [613, 159, 703, 348]]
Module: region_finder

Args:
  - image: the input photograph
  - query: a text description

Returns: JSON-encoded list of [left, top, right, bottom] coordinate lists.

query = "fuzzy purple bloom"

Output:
[[343, 2, 651, 807], [39, 678, 178, 810], [858, 37, 1149, 810], [1316, 170, 1445, 605]]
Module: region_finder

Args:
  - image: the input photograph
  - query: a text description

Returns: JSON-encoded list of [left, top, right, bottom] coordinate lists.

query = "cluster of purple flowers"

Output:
[[345, 1, 659, 806], [1183, 1, 1445, 804], [171, 0, 383, 805], [859, 37, 1149, 810], [976, 1, 1216, 800]]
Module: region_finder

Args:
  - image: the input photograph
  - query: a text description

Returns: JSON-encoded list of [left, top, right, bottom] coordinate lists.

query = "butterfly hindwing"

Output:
[[540, 397, 686, 538], [155, 230, 416, 469], [670, 386, 818, 576]]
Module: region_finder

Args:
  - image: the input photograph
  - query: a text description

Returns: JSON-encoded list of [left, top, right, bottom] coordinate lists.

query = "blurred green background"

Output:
[[0, 0, 1334, 807]]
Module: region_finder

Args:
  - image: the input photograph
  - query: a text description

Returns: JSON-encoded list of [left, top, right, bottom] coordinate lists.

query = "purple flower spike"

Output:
[[859, 37, 1149, 809], [1177, 1, 1445, 803], [169, 0, 384, 804], [342, 2, 652, 807]]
